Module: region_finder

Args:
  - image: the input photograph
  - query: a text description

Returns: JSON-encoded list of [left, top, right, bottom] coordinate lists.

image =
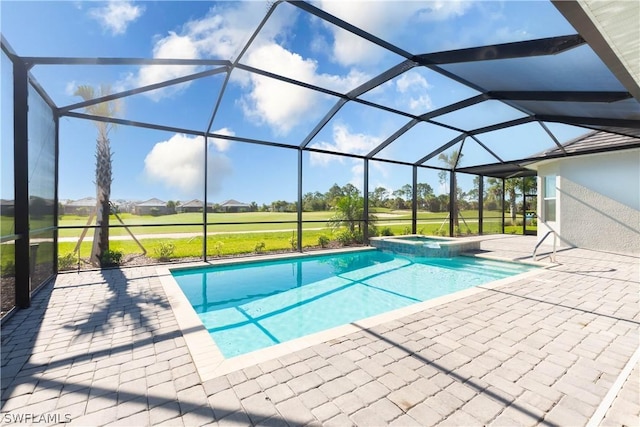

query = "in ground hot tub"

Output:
[[369, 234, 481, 257]]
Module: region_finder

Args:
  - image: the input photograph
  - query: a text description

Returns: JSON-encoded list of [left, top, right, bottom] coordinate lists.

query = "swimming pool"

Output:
[[172, 250, 534, 358]]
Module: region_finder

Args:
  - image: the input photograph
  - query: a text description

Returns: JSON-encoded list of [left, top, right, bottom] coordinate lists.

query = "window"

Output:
[[543, 175, 556, 222]]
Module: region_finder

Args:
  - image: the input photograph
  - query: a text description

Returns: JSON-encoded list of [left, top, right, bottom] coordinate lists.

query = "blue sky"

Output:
[[1, 0, 592, 205]]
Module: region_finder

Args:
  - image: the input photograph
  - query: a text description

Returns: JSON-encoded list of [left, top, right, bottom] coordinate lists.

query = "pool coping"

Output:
[[157, 246, 552, 382]]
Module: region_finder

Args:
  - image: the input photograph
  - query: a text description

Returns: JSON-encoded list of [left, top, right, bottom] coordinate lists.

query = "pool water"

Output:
[[172, 250, 533, 357]]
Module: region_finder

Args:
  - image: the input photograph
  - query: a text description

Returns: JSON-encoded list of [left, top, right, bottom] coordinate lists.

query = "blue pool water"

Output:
[[172, 250, 533, 357]]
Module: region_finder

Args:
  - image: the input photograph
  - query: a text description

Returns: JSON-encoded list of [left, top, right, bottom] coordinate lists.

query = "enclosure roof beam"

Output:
[[366, 119, 420, 158], [300, 60, 420, 149], [286, 0, 413, 60], [469, 135, 504, 163], [63, 111, 304, 151], [19, 57, 232, 66], [235, 63, 346, 99], [414, 34, 585, 65], [63, 111, 205, 137], [536, 115, 640, 129], [204, 1, 283, 135], [468, 116, 536, 135], [59, 66, 229, 114], [419, 94, 488, 121], [348, 60, 417, 98], [300, 99, 348, 148], [415, 133, 466, 166], [538, 121, 568, 155], [487, 90, 632, 102]]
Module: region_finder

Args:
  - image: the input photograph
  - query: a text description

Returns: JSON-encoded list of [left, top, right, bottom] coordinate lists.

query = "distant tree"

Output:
[[302, 192, 328, 211], [369, 186, 389, 208], [415, 182, 435, 210], [325, 183, 345, 207], [391, 189, 405, 200], [75, 84, 121, 266], [271, 200, 289, 212], [486, 177, 536, 224], [390, 197, 407, 210], [249, 201, 258, 212], [166, 200, 177, 214], [400, 184, 412, 201], [438, 150, 463, 227]]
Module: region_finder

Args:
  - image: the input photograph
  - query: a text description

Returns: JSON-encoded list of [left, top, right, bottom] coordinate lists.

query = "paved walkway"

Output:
[[1, 236, 638, 426]]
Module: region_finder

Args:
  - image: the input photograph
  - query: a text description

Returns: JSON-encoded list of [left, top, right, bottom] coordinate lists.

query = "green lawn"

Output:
[[1, 209, 534, 270]]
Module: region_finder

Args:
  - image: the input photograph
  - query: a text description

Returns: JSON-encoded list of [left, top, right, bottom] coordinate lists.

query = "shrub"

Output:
[[485, 201, 497, 211], [336, 230, 354, 246], [58, 253, 76, 270], [153, 242, 175, 262], [254, 241, 266, 253], [101, 249, 123, 266], [212, 241, 224, 257], [289, 232, 297, 250], [318, 235, 330, 248], [402, 226, 411, 235], [1, 261, 16, 277], [380, 227, 394, 236]]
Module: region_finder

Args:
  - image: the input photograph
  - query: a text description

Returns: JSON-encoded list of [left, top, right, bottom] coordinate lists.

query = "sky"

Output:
[[1, 0, 596, 205]]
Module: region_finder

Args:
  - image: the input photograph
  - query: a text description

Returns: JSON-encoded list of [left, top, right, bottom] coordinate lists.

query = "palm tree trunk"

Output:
[[90, 135, 112, 266]]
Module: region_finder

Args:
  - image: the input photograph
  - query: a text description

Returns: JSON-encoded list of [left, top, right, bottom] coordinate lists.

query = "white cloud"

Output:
[[210, 127, 234, 152], [127, 3, 370, 133], [396, 72, 429, 93], [89, 0, 144, 36], [126, 2, 268, 101], [143, 133, 233, 197], [123, 32, 202, 101], [65, 81, 77, 96], [395, 71, 433, 113], [408, 95, 432, 112], [309, 124, 393, 190], [309, 124, 382, 166], [318, 1, 474, 66], [240, 43, 369, 134]]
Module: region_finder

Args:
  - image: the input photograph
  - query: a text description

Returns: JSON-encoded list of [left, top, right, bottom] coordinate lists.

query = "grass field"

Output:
[[1, 209, 534, 270]]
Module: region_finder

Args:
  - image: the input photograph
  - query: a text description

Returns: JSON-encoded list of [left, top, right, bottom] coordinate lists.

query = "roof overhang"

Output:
[[553, 0, 640, 100]]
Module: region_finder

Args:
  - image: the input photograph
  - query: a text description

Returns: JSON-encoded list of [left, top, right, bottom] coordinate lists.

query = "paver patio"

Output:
[[1, 235, 638, 426]]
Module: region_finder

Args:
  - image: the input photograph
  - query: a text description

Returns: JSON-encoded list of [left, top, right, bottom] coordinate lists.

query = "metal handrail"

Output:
[[533, 230, 557, 262]]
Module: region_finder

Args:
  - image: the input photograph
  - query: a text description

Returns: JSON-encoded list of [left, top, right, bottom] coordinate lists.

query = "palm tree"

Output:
[[328, 187, 377, 241], [74, 85, 121, 266]]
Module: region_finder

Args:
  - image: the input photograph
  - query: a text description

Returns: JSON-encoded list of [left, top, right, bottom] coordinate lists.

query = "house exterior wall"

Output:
[[536, 149, 640, 255]]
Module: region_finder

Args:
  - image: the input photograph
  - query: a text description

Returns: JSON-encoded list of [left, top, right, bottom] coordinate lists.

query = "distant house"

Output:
[[112, 199, 133, 214], [64, 197, 96, 215], [132, 198, 170, 216], [177, 199, 213, 213], [0, 199, 15, 216], [220, 199, 250, 213]]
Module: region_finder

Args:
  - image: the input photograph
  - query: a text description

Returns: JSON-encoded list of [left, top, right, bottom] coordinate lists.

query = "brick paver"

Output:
[[1, 236, 638, 426]]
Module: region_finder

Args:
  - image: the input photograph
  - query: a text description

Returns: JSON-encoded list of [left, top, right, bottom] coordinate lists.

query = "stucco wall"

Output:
[[535, 149, 640, 255]]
